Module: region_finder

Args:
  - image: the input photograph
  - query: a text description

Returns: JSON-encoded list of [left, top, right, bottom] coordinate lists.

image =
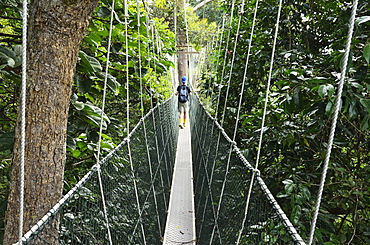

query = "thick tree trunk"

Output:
[[3, 1, 99, 244]]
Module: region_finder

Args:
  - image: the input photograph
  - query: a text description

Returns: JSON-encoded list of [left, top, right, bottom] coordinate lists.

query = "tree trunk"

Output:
[[177, 0, 188, 84], [3, 1, 99, 244]]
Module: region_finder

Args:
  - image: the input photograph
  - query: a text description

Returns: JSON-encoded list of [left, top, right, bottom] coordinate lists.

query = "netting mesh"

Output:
[[20, 97, 178, 244], [190, 94, 306, 245], [20, 93, 306, 245]]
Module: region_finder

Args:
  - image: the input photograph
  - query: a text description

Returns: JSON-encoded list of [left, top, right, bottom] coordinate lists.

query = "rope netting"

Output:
[[190, 94, 305, 245], [17, 97, 178, 244]]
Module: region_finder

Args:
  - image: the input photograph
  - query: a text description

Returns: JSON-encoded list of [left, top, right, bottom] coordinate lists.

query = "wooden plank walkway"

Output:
[[163, 120, 196, 244]]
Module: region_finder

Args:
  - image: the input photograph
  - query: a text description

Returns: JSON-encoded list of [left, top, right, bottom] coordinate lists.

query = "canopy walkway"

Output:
[[12, 0, 360, 243], [17, 94, 305, 244]]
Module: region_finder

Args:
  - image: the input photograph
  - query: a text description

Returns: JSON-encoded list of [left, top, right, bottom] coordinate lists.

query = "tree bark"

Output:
[[3, 1, 99, 244], [177, 0, 188, 84]]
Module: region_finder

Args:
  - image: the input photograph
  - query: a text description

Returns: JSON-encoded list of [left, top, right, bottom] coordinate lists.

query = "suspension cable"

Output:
[[124, 0, 147, 243], [137, 0, 162, 235], [207, 15, 225, 99], [147, 0, 171, 219], [216, 0, 236, 116], [18, 0, 28, 243], [95, 0, 116, 244], [210, 0, 246, 242], [218, 0, 237, 126], [200, 4, 236, 242], [308, 1, 358, 244], [236, 0, 283, 243]]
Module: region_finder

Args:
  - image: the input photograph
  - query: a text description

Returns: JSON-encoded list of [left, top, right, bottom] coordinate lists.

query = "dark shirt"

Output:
[[177, 85, 191, 102]]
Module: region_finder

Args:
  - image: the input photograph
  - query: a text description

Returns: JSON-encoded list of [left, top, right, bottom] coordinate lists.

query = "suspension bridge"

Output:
[[9, 0, 360, 244], [16, 94, 306, 244]]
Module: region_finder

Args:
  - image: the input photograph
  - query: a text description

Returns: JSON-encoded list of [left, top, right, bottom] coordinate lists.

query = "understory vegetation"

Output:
[[198, 0, 370, 244], [0, 0, 216, 242]]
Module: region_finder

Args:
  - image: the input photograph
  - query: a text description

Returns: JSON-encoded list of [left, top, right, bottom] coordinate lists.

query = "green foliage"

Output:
[[0, 0, 177, 241], [64, 0, 176, 181], [150, 0, 218, 51], [201, 0, 370, 243]]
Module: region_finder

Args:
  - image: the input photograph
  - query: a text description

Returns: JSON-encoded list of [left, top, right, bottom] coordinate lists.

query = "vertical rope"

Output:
[[236, 0, 282, 243], [210, 0, 246, 242], [219, 0, 242, 126], [254, 0, 281, 190], [200, 5, 236, 241], [18, 0, 28, 243], [308, 1, 358, 244], [95, 0, 116, 244], [207, 15, 225, 99], [142, 0, 168, 214], [124, 0, 147, 243], [215, 0, 235, 122], [137, 0, 162, 236]]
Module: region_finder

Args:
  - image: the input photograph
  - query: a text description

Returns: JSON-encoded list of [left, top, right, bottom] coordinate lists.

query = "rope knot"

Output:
[[253, 168, 260, 176]]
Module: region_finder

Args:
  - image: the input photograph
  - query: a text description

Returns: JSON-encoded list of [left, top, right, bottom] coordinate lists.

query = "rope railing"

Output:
[[190, 93, 306, 245], [15, 96, 178, 244]]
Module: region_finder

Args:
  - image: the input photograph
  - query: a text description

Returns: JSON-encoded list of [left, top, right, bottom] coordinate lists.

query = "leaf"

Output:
[[350, 82, 363, 90], [0, 46, 16, 59], [95, 72, 120, 92], [360, 99, 370, 113], [363, 44, 370, 64], [282, 179, 293, 185], [85, 114, 108, 129], [283, 179, 296, 194], [97, 7, 111, 18], [318, 85, 326, 98], [76, 76, 93, 95], [354, 65, 368, 82], [300, 186, 311, 200], [361, 114, 370, 131], [66, 135, 76, 150], [356, 16, 370, 26], [78, 51, 102, 73], [326, 84, 335, 97], [0, 53, 15, 67], [325, 101, 334, 116], [290, 205, 301, 225], [348, 102, 358, 120], [318, 84, 334, 98], [0, 131, 14, 151], [276, 193, 290, 198], [71, 100, 85, 110]]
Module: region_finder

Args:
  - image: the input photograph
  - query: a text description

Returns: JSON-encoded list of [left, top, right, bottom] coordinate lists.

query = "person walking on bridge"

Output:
[[175, 76, 191, 128]]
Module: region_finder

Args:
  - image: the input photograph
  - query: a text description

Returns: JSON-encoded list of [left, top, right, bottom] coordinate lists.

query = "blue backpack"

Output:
[[178, 85, 188, 103]]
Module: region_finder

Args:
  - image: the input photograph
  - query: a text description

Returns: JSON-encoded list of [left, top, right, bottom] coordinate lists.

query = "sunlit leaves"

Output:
[[318, 84, 335, 98], [205, 0, 370, 243], [0, 46, 22, 68], [356, 16, 370, 26]]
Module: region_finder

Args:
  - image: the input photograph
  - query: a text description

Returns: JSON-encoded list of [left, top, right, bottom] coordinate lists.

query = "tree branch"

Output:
[[193, 0, 215, 12], [0, 39, 21, 44], [0, 33, 21, 38], [0, 15, 21, 21]]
